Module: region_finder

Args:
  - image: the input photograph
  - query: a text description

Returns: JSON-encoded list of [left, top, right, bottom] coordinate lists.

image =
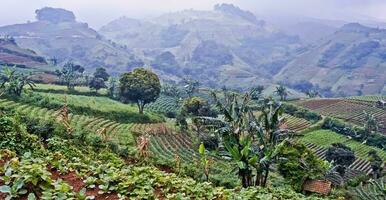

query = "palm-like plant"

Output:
[[363, 111, 379, 142], [212, 91, 286, 187], [250, 85, 265, 100], [0, 66, 35, 96], [182, 78, 199, 98], [275, 85, 288, 101], [306, 89, 320, 98]]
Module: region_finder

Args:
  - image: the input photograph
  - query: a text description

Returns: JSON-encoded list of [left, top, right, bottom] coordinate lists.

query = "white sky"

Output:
[[1, 0, 386, 29]]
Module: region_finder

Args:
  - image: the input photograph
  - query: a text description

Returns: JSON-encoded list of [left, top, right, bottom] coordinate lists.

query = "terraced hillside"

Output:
[[145, 95, 180, 116], [282, 114, 312, 132], [0, 96, 231, 177], [347, 95, 386, 102], [299, 130, 386, 160], [299, 130, 386, 185], [296, 98, 386, 134], [0, 98, 136, 147]]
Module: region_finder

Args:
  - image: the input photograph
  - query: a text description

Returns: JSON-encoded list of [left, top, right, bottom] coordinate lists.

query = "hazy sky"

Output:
[[1, 0, 386, 29]]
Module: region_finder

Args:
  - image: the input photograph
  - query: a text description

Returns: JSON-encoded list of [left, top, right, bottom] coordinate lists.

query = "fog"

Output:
[[1, 0, 386, 28]]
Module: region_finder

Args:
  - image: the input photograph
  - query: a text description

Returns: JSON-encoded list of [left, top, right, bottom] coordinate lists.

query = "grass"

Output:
[[31, 91, 164, 123], [299, 129, 386, 160], [34, 83, 108, 96]]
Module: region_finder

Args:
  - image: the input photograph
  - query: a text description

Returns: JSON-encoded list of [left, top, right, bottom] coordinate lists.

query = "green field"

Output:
[[299, 129, 386, 160], [30, 90, 164, 123], [35, 83, 108, 95]]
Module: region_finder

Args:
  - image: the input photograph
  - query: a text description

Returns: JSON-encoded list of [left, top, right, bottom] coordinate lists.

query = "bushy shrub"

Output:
[[0, 115, 13, 133], [283, 103, 322, 123], [0, 115, 44, 155], [89, 136, 105, 150], [108, 141, 119, 154], [277, 140, 328, 191], [24, 118, 56, 140], [182, 97, 217, 117]]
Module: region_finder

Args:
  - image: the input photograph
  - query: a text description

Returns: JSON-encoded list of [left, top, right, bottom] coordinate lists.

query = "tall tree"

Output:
[[89, 67, 109, 92], [56, 62, 84, 90], [326, 143, 355, 177], [275, 85, 288, 101], [89, 77, 106, 92], [93, 67, 110, 81], [119, 68, 161, 114]]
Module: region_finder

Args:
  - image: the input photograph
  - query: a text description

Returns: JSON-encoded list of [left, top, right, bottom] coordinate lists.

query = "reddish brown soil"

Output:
[[51, 170, 85, 192], [49, 168, 119, 200], [155, 187, 165, 200], [297, 99, 342, 110], [158, 165, 174, 173]]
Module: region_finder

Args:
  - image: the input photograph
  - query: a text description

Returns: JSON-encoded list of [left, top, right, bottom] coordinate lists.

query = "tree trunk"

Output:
[[262, 167, 269, 187], [137, 100, 145, 114]]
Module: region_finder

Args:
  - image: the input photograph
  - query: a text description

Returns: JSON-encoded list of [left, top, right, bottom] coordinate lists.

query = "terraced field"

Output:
[[145, 95, 180, 116], [347, 95, 386, 102], [0, 98, 135, 147], [296, 99, 386, 134], [283, 114, 312, 132], [299, 130, 386, 160], [0, 97, 222, 167], [149, 133, 199, 162]]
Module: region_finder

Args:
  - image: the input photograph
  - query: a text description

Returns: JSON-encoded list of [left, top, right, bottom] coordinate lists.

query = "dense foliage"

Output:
[[326, 143, 355, 176], [55, 62, 85, 90], [277, 140, 328, 191], [212, 91, 286, 187], [282, 103, 322, 123], [0, 112, 327, 199], [119, 68, 161, 114], [0, 67, 35, 96], [182, 96, 217, 117]]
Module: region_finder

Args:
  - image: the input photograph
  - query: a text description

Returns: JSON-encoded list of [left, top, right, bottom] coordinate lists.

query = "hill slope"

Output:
[[0, 7, 140, 75], [0, 36, 47, 68], [275, 23, 386, 96], [99, 4, 303, 88]]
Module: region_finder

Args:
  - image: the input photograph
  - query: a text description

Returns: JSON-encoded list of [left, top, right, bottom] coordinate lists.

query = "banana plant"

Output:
[[212, 91, 286, 187], [198, 143, 211, 181], [0, 66, 35, 96]]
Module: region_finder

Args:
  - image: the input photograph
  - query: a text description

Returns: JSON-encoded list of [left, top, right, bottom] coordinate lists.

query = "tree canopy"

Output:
[[326, 143, 355, 176], [56, 62, 84, 90], [94, 67, 110, 81], [119, 68, 161, 114]]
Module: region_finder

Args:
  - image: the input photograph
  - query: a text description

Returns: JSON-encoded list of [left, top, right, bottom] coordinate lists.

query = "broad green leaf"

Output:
[[237, 161, 246, 169], [199, 143, 205, 155], [0, 185, 11, 193], [248, 155, 258, 165], [28, 193, 36, 200]]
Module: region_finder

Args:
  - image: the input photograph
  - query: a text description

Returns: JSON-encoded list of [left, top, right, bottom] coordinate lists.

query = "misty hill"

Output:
[[0, 7, 140, 75], [0, 36, 47, 68], [275, 23, 386, 96], [99, 4, 303, 88]]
